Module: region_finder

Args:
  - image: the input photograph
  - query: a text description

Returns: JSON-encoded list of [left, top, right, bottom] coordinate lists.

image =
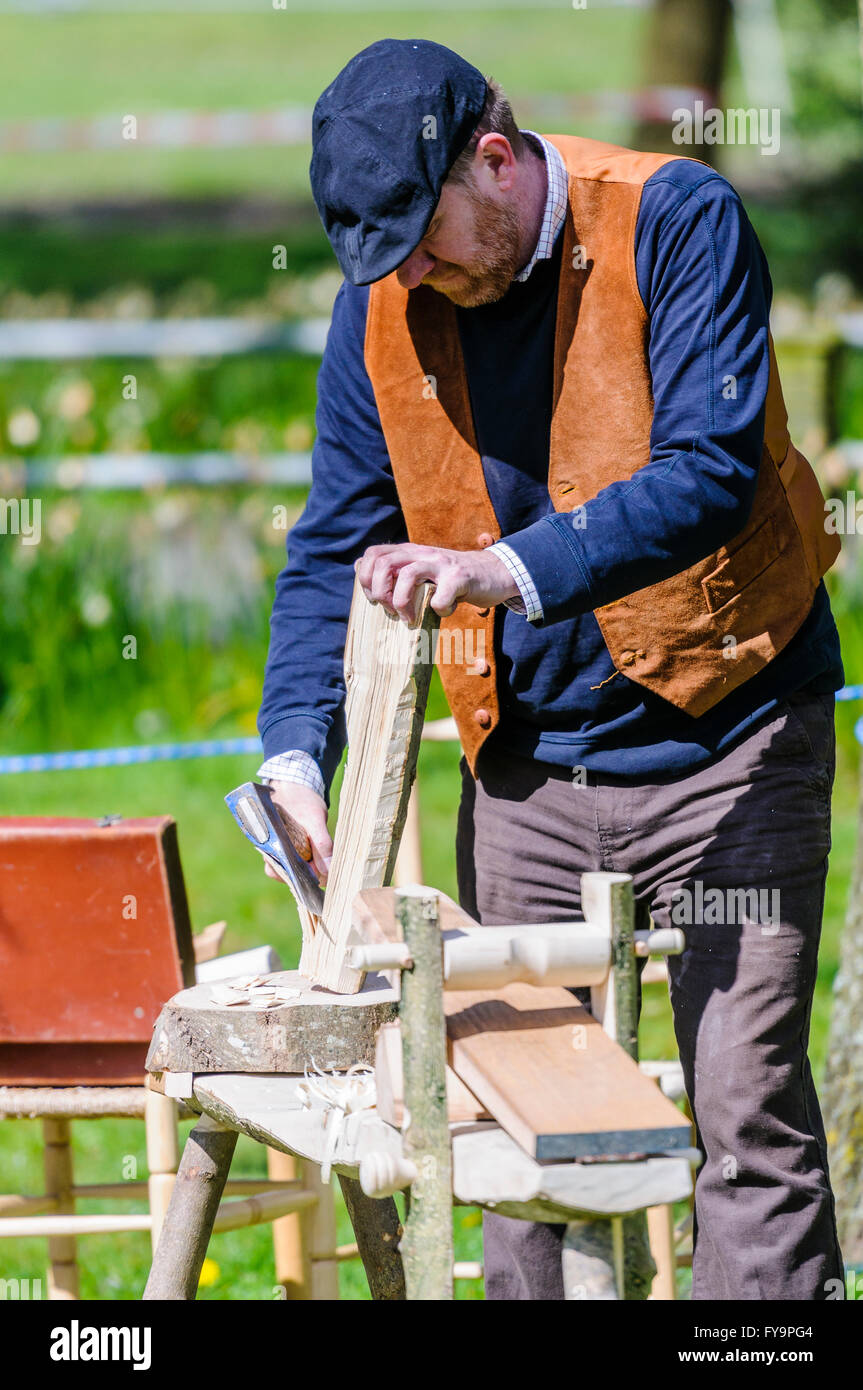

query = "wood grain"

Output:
[[374, 1021, 489, 1127], [307, 579, 440, 993], [397, 888, 453, 1300], [146, 971, 398, 1075], [353, 886, 475, 946], [445, 982, 692, 1161]]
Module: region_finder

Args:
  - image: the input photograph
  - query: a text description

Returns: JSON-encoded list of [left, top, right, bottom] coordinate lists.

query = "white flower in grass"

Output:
[[80, 592, 112, 628], [153, 496, 189, 531], [134, 709, 165, 739], [56, 380, 95, 421], [7, 407, 41, 448], [46, 500, 81, 544], [283, 418, 313, 451]]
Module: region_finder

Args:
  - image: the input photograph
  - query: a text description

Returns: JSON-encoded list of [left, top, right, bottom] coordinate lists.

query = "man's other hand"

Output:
[[266, 782, 333, 887], [355, 542, 518, 622]]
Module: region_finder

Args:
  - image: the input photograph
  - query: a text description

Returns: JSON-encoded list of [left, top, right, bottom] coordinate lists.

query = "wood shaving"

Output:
[[208, 976, 302, 1010], [297, 1061, 376, 1182]]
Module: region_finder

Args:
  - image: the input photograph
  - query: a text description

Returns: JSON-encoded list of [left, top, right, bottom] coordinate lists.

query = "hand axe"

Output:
[[225, 781, 324, 917]]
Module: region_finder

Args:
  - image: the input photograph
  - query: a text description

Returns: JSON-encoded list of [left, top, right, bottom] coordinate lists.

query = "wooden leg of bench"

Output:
[[562, 1218, 619, 1300], [621, 1210, 657, 1299], [338, 1176, 406, 1301], [143, 1115, 237, 1301], [43, 1119, 78, 1300], [563, 1213, 656, 1300], [398, 889, 454, 1301], [647, 1203, 677, 1300]]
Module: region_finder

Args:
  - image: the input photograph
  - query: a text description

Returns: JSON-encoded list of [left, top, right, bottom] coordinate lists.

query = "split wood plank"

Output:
[[307, 577, 440, 993], [374, 1021, 489, 1128], [353, 886, 476, 946], [445, 982, 692, 1162]]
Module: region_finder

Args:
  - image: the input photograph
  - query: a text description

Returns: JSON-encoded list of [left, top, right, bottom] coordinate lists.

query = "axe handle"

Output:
[[275, 805, 313, 863]]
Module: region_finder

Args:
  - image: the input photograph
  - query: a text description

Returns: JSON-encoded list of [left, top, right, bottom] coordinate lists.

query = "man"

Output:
[[257, 39, 844, 1300]]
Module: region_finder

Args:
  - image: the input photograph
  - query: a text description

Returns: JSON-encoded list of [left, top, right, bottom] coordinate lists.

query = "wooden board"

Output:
[[146, 970, 398, 1075], [445, 982, 692, 1162], [191, 1072, 696, 1221], [306, 579, 440, 993], [353, 886, 476, 946], [374, 1021, 489, 1127]]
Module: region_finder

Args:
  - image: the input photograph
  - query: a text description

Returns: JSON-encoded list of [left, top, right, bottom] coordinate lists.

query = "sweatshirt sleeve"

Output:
[[257, 281, 406, 799], [497, 162, 772, 627]]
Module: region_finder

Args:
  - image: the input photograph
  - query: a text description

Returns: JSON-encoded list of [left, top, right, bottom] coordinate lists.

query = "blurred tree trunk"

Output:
[[823, 761, 863, 1265], [634, 0, 733, 163]]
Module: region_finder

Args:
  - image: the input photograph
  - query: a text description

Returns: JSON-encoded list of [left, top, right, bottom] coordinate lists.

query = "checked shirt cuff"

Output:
[[257, 750, 326, 801], [488, 541, 544, 622]]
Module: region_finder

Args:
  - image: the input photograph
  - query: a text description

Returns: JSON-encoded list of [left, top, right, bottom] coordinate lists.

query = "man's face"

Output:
[[395, 175, 522, 308]]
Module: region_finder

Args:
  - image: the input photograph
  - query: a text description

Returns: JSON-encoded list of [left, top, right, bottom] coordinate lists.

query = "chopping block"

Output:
[[147, 970, 398, 1077]]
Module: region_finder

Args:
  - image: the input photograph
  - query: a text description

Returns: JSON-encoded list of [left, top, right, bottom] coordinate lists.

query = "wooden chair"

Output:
[[0, 814, 336, 1299]]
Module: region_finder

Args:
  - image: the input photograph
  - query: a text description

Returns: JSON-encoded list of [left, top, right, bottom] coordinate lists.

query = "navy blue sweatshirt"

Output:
[[259, 158, 842, 794]]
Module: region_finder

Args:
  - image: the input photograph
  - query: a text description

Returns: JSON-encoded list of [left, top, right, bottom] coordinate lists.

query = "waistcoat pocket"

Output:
[[701, 514, 783, 614]]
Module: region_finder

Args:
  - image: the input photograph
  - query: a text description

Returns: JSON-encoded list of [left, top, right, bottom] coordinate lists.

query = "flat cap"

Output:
[[310, 39, 488, 285]]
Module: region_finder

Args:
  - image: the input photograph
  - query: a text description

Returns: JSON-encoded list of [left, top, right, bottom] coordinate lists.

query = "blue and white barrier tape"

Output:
[[836, 686, 863, 744], [0, 737, 261, 776], [3, 687, 863, 774]]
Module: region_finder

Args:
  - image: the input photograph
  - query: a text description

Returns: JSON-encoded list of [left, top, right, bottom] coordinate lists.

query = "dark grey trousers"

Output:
[[456, 689, 844, 1301]]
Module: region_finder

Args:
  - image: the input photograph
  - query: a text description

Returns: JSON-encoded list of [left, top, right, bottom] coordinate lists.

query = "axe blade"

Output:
[[225, 781, 324, 917]]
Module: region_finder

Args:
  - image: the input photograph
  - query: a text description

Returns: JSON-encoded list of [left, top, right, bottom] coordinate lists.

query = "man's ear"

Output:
[[475, 132, 517, 191]]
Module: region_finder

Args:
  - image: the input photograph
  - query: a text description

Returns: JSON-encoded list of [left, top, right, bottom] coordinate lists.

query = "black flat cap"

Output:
[[310, 39, 488, 285]]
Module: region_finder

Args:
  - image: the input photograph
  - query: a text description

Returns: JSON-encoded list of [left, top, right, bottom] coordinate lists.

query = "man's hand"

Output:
[[265, 782, 333, 886], [355, 542, 518, 622]]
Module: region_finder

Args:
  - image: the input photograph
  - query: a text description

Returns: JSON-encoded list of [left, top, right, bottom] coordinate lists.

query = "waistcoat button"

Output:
[[476, 607, 491, 617], [476, 532, 495, 548], [471, 658, 491, 676], [474, 708, 492, 728]]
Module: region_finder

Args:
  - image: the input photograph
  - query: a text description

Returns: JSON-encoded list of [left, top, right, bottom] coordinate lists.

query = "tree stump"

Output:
[[146, 971, 398, 1075]]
